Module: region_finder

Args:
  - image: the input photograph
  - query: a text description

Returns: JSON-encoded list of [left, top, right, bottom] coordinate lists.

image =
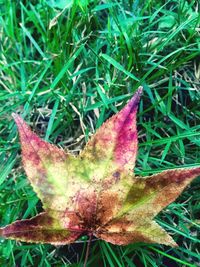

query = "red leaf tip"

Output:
[[129, 86, 143, 106], [12, 113, 22, 123], [136, 86, 143, 95], [11, 112, 18, 119], [12, 113, 27, 130]]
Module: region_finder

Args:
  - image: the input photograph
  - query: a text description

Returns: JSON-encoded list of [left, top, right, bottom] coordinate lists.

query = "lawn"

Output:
[[0, 0, 200, 266]]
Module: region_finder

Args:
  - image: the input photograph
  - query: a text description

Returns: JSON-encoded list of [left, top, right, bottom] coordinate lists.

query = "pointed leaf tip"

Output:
[[11, 112, 16, 118], [12, 112, 21, 121], [12, 113, 28, 133], [81, 87, 143, 175], [12, 113, 23, 128], [130, 86, 143, 104], [123, 86, 143, 114]]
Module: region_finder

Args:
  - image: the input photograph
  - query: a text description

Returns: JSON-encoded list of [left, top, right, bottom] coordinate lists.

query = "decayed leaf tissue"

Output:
[[1, 87, 200, 246]]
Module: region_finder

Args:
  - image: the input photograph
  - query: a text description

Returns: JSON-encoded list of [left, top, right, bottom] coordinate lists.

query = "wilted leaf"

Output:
[[1, 86, 200, 247]]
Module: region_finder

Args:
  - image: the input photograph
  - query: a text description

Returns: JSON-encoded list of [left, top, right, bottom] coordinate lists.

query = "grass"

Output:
[[0, 0, 200, 266]]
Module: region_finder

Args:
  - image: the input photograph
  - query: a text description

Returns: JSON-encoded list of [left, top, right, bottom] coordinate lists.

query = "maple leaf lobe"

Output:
[[81, 86, 143, 173], [0, 212, 81, 245]]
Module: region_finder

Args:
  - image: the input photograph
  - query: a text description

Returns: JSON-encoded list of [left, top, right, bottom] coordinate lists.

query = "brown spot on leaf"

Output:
[[96, 192, 121, 226], [75, 190, 97, 227]]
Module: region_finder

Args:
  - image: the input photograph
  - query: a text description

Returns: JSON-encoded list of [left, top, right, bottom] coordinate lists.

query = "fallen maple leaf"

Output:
[[1, 86, 200, 247]]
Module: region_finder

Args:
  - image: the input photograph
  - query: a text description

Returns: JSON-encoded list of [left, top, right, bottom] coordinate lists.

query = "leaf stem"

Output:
[[83, 233, 92, 267]]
